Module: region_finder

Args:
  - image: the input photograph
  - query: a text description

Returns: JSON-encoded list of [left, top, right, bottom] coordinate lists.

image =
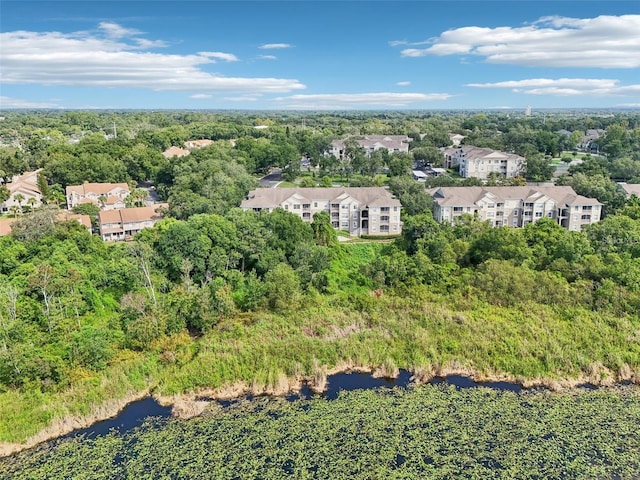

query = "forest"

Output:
[[1, 109, 640, 465]]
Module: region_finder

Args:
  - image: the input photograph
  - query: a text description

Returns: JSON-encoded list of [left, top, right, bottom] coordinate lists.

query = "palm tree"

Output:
[[27, 197, 38, 213], [13, 193, 25, 214], [8, 205, 19, 218]]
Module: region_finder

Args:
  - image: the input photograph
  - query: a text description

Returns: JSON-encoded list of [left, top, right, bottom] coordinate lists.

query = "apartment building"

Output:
[[66, 182, 130, 210], [0, 169, 43, 214], [98, 205, 166, 241], [328, 135, 411, 159], [443, 146, 525, 180], [430, 186, 602, 231], [241, 187, 402, 236]]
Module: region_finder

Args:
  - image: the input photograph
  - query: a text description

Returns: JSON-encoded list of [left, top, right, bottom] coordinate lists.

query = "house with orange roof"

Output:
[[184, 139, 213, 149], [66, 182, 130, 211], [0, 169, 43, 214], [98, 204, 167, 241], [162, 146, 190, 158]]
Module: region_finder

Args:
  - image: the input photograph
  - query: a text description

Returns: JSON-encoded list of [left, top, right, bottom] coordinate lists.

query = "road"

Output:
[[259, 169, 283, 188]]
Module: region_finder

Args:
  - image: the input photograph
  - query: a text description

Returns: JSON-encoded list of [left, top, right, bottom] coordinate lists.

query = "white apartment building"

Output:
[[241, 187, 402, 236], [443, 146, 525, 180], [66, 182, 130, 210], [328, 135, 411, 159], [430, 186, 602, 231]]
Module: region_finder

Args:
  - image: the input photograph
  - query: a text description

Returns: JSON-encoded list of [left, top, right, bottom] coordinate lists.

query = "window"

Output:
[[487, 212, 494, 218], [353, 222, 358, 228], [352, 212, 358, 219], [524, 202, 533, 208], [303, 204, 310, 209], [393, 225, 398, 231], [581, 214, 591, 220], [381, 215, 389, 221], [353, 204, 358, 210], [488, 203, 495, 208], [341, 213, 348, 219], [513, 219, 518, 226], [513, 209, 519, 216], [372, 215, 377, 221], [535, 212, 543, 218], [331, 203, 339, 209], [393, 206, 398, 212], [380, 225, 389, 232], [284, 205, 289, 210], [496, 203, 504, 207], [342, 204, 349, 209], [524, 211, 532, 217], [293, 204, 301, 210], [341, 221, 349, 228], [453, 207, 463, 213], [303, 212, 311, 219], [314, 202, 318, 208], [381, 207, 390, 212], [582, 205, 593, 211], [547, 212, 553, 217], [372, 207, 378, 212]]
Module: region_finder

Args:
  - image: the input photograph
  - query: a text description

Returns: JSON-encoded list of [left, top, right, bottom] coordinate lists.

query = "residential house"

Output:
[[0, 169, 43, 214], [241, 187, 402, 236], [448, 133, 466, 146], [617, 182, 640, 198], [184, 139, 213, 149], [442, 146, 525, 180], [98, 204, 167, 241], [328, 135, 411, 159], [162, 146, 190, 158], [579, 129, 604, 153], [66, 182, 130, 210], [430, 185, 602, 231]]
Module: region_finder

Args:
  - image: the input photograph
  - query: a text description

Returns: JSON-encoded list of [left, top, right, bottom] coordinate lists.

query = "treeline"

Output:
[[0, 204, 342, 390], [365, 203, 640, 316]]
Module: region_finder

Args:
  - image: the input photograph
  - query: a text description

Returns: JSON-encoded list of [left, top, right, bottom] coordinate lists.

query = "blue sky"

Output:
[[1, 1, 639, 110]]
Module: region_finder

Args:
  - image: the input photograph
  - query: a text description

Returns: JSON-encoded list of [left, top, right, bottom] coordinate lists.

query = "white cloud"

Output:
[[466, 78, 640, 96], [396, 81, 411, 86], [259, 43, 292, 49], [399, 14, 640, 68], [198, 51, 239, 62], [258, 55, 277, 60], [617, 103, 640, 107], [190, 94, 212, 99], [98, 22, 141, 38], [0, 96, 60, 108], [223, 95, 260, 102], [275, 92, 451, 109], [0, 24, 305, 94]]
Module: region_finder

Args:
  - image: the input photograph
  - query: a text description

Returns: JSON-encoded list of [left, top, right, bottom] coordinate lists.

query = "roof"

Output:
[[162, 146, 191, 158], [98, 205, 167, 226], [57, 212, 91, 229], [5, 169, 42, 196], [412, 170, 429, 178], [430, 186, 602, 208], [331, 135, 411, 152], [241, 187, 402, 209], [66, 183, 130, 196], [618, 182, 640, 198], [184, 139, 213, 149], [451, 145, 524, 162]]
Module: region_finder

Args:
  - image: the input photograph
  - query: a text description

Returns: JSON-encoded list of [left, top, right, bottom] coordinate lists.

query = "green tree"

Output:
[[311, 211, 337, 247]]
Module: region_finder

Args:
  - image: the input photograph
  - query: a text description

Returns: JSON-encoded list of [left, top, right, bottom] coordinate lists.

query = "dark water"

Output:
[[63, 397, 171, 440], [64, 370, 525, 440]]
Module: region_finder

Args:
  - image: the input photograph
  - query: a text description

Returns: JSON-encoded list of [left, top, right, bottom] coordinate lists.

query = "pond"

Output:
[[64, 370, 529, 440]]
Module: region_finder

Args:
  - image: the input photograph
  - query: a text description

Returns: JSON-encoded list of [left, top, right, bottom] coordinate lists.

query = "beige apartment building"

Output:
[[430, 186, 602, 231], [328, 135, 411, 159], [66, 182, 130, 210], [241, 187, 402, 236], [443, 146, 525, 180], [98, 205, 166, 241]]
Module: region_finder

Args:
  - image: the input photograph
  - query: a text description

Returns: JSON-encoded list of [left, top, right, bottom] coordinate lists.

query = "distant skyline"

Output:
[[1, 1, 639, 110]]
